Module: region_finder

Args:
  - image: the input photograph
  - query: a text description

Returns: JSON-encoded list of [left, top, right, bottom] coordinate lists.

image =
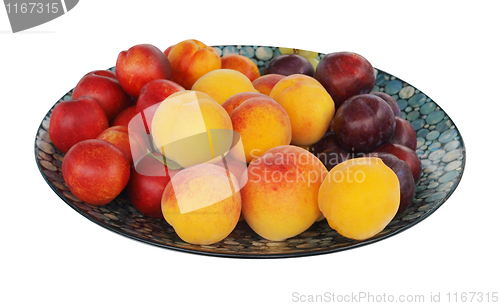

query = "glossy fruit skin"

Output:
[[265, 54, 315, 77], [115, 44, 172, 97], [127, 154, 177, 219], [312, 133, 353, 171], [373, 143, 422, 183], [318, 149, 355, 171], [111, 106, 138, 127], [312, 133, 339, 155], [315, 52, 376, 109], [370, 91, 401, 117], [62, 139, 130, 206], [333, 94, 395, 153], [390, 116, 417, 151], [49, 96, 109, 154], [367, 152, 415, 214], [136, 79, 185, 113], [167, 39, 221, 90], [72, 70, 129, 121]]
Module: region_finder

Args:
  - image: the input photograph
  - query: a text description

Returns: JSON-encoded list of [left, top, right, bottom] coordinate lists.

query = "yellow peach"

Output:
[[221, 54, 261, 81], [191, 69, 259, 104], [222, 93, 292, 163], [150, 90, 234, 168], [221, 92, 270, 115], [167, 39, 221, 89], [318, 157, 400, 240], [241, 145, 327, 241], [269, 74, 335, 146], [161, 163, 241, 245]]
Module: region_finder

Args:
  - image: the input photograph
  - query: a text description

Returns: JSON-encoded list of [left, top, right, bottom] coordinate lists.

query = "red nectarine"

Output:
[[72, 70, 129, 121], [49, 96, 109, 154], [62, 139, 130, 206], [115, 44, 172, 97]]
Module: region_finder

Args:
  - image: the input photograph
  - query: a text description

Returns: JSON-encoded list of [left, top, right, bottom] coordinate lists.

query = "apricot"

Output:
[[167, 39, 221, 89], [241, 145, 327, 241], [318, 157, 400, 240], [161, 163, 241, 245], [150, 91, 234, 168], [221, 54, 261, 81], [222, 93, 292, 163], [191, 69, 259, 104], [269, 74, 335, 146]]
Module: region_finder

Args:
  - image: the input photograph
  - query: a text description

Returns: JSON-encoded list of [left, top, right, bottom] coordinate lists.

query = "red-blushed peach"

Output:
[[72, 70, 129, 121], [221, 92, 272, 115], [221, 54, 261, 81], [96, 126, 146, 165], [270, 74, 335, 146], [167, 39, 221, 89], [241, 145, 327, 241], [49, 96, 109, 154], [161, 163, 241, 245], [128, 153, 180, 219], [151, 91, 233, 168], [192, 69, 259, 104], [111, 106, 138, 128], [318, 157, 400, 240], [62, 139, 130, 206], [223, 95, 292, 163], [115, 44, 171, 97], [252, 74, 285, 96]]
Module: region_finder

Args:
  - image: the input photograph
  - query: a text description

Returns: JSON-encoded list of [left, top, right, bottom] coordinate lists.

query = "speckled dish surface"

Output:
[[35, 45, 466, 258]]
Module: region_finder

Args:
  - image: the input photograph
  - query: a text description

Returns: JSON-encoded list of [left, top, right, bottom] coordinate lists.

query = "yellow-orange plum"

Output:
[[318, 157, 400, 240]]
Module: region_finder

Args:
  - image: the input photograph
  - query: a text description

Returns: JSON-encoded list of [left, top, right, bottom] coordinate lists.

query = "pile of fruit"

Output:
[[48, 39, 422, 245]]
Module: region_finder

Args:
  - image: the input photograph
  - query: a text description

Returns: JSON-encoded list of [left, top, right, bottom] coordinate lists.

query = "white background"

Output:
[[1, 1, 499, 305]]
